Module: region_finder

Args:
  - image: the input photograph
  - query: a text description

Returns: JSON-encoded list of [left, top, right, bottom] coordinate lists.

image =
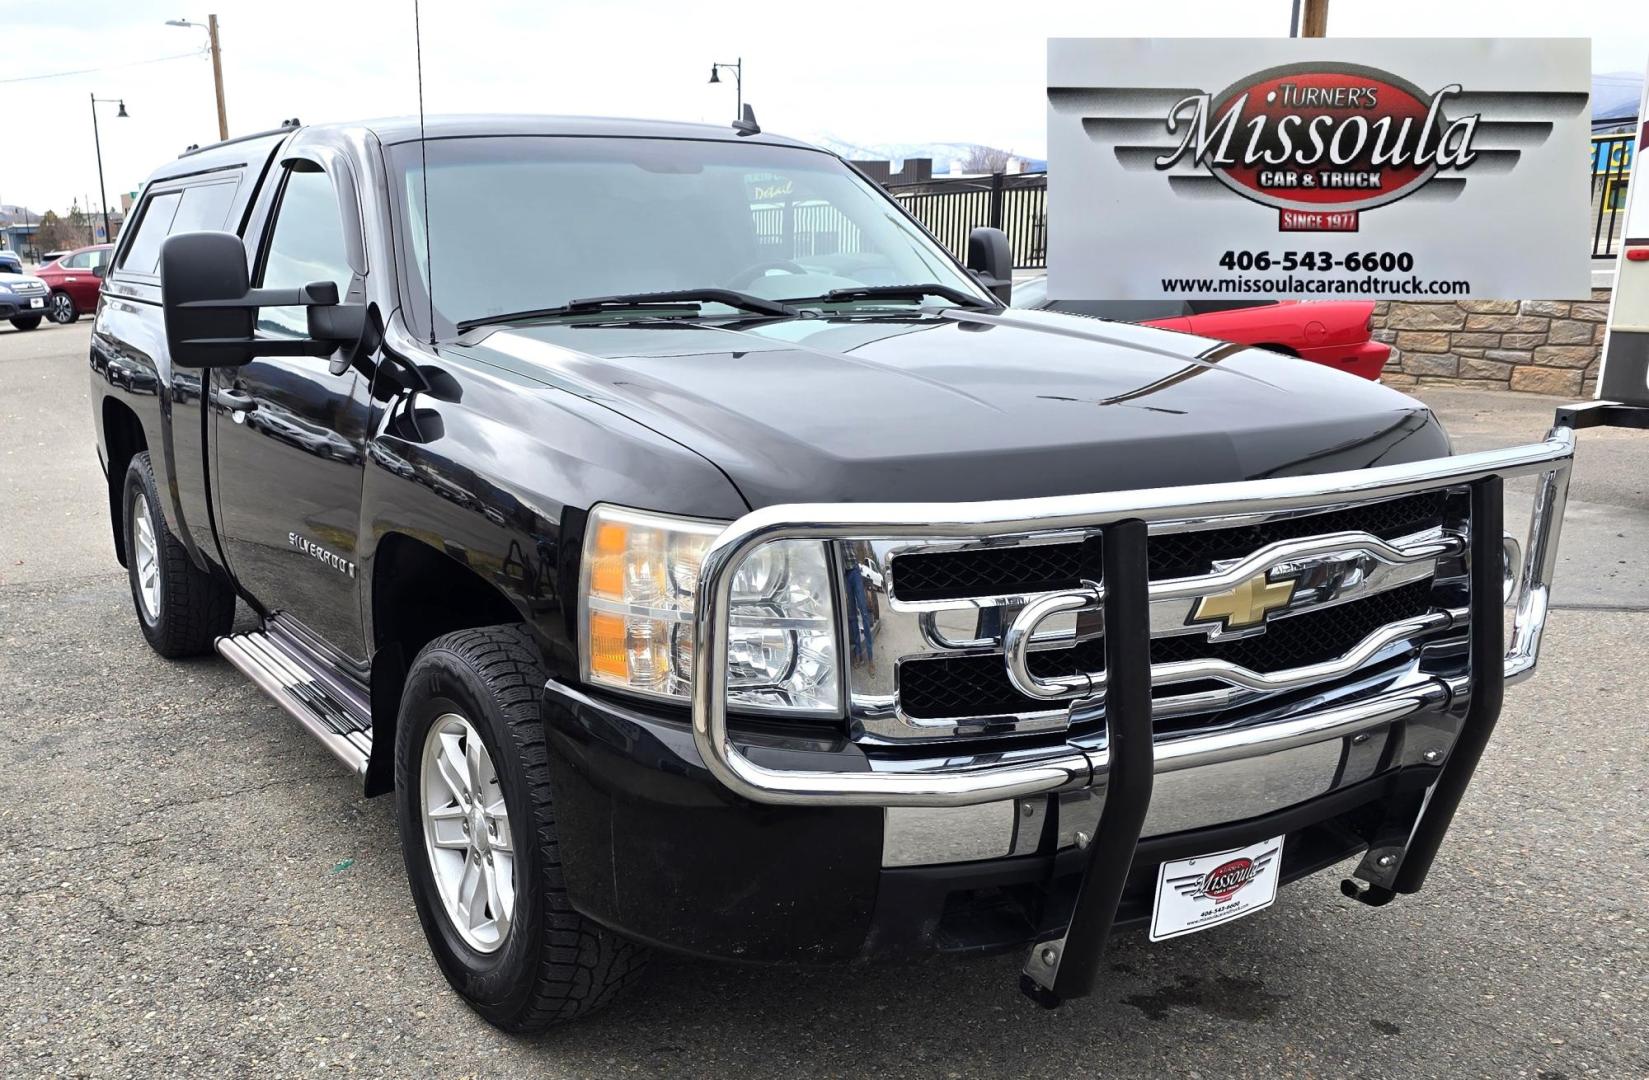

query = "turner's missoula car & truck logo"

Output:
[[1167, 846, 1281, 904], [1153, 63, 1482, 232]]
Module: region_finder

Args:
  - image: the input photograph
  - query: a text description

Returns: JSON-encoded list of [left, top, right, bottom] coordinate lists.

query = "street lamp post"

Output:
[[166, 15, 228, 141], [708, 58, 742, 122], [89, 95, 128, 246]]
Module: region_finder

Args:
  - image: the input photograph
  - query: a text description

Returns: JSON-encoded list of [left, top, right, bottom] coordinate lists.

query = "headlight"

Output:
[[579, 504, 840, 714]]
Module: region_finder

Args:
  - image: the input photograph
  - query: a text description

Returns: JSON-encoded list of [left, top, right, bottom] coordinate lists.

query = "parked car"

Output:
[[36, 243, 113, 324], [0, 271, 50, 329], [0, 250, 22, 274], [90, 114, 1573, 1031], [1011, 277, 1391, 380]]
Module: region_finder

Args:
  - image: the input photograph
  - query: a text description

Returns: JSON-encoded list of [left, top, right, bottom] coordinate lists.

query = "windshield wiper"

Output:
[[456, 289, 797, 333], [781, 284, 999, 311]]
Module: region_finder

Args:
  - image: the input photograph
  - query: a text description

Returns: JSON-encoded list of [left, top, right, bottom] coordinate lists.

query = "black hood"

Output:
[[457, 308, 1447, 508]]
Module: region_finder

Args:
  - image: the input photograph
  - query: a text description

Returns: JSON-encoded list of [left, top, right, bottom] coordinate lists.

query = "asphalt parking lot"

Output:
[[2, 319, 1645, 1079]]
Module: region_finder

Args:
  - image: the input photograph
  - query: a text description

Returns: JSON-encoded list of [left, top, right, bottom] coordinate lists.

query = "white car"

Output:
[[1598, 140, 1649, 405], [0, 272, 51, 330]]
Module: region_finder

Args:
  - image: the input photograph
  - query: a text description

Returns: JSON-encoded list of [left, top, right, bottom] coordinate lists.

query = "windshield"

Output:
[[391, 136, 990, 335]]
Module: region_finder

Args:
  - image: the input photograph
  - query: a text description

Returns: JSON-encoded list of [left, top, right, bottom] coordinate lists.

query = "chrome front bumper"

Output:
[[689, 427, 1575, 809]]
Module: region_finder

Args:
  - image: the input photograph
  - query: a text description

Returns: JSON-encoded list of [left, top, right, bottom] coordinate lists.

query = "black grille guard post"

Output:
[[1389, 477, 1505, 894], [1019, 520, 1153, 1007]]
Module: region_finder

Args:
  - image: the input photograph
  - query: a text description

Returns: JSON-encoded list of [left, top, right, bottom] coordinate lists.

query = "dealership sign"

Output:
[[1047, 39, 1592, 300]]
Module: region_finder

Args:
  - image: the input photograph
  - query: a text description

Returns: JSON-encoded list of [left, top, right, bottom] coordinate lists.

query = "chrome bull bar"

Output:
[[690, 426, 1574, 810]]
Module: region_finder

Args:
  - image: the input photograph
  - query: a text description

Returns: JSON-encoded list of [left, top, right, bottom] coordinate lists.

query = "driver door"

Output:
[[212, 157, 375, 661]]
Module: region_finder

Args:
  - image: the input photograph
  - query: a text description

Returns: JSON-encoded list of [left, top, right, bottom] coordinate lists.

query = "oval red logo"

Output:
[[1202, 857, 1257, 902], [1156, 62, 1480, 215]]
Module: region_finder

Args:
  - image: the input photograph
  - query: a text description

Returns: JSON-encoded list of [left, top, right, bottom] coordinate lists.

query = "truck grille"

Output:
[[891, 490, 1446, 601], [898, 580, 1436, 720], [846, 488, 1469, 742]]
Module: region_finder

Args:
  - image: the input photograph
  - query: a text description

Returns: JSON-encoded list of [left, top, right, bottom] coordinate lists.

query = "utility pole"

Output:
[[167, 16, 229, 140], [207, 14, 228, 140], [1292, 0, 1329, 36]]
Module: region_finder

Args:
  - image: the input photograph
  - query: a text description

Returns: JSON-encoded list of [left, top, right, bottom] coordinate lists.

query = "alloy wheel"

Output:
[[130, 490, 160, 621], [419, 713, 516, 953], [49, 293, 74, 323]]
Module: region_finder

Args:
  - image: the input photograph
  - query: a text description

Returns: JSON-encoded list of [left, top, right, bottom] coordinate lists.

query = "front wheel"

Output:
[[48, 291, 77, 324], [394, 624, 648, 1032], [9, 315, 41, 330]]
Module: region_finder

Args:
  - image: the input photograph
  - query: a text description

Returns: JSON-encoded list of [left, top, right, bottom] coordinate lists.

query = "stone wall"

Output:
[[1373, 289, 1612, 396]]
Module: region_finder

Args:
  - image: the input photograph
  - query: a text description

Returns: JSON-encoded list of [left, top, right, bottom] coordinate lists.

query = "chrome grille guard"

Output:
[[690, 426, 1575, 810]]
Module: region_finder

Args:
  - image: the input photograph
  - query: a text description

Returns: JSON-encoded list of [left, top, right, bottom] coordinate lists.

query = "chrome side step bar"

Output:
[[217, 629, 373, 777]]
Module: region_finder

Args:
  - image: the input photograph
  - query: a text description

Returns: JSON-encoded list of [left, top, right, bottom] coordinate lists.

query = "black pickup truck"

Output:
[[89, 114, 1576, 1031]]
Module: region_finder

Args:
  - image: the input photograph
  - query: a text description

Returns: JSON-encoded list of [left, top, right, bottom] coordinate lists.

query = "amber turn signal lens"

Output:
[[587, 611, 629, 680], [589, 523, 630, 598]]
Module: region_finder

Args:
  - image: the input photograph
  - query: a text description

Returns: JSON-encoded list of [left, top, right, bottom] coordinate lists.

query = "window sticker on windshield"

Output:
[[746, 173, 794, 202]]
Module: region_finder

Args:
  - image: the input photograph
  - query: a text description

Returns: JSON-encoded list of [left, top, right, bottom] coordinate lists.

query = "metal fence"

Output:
[[752, 200, 865, 257], [888, 172, 1048, 269], [883, 131, 1638, 270], [1591, 130, 1636, 259]]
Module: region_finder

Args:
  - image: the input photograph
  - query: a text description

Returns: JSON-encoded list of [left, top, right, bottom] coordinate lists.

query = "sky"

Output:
[[4, 0, 1646, 215]]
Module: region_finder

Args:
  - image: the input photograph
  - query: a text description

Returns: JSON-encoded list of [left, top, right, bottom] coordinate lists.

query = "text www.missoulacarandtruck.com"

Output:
[[1160, 274, 1471, 296]]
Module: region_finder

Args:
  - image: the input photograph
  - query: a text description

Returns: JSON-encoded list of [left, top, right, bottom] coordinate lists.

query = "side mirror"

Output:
[[966, 226, 1013, 304], [92, 263, 106, 279], [160, 230, 366, 369]]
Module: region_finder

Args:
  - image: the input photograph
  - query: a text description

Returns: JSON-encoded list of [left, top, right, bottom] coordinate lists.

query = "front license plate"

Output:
[[1149, 835, 1284, 942], [28, 297, 43, 308]]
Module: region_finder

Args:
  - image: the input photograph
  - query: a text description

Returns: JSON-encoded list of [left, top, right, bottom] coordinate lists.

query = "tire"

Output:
[[48, 291, 78, 324], [9, 315, 41, 330], [122, 452, 235, 657], [394, 624, 648, 1032]]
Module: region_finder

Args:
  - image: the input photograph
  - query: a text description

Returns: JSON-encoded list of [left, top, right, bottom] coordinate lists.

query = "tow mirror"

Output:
[[967, 226, 1013, 304], [160, 230, 366, 369]]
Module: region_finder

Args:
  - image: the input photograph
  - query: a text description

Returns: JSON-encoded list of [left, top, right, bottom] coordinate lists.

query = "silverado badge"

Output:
[[1191, 572, 1297, 633]]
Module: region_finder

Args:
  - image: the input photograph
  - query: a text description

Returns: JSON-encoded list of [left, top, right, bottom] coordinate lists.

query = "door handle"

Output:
[[216, 387, 258, 414]]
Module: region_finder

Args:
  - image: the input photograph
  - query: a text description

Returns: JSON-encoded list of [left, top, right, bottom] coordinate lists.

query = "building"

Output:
[[0, 205, 42, 261]]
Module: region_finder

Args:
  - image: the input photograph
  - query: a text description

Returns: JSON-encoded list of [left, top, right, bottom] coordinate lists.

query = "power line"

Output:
[[0, 47, 205, 85]]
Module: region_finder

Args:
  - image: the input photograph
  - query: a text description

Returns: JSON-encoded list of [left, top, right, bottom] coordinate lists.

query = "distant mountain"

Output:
[[808, 135, 1046, 174]]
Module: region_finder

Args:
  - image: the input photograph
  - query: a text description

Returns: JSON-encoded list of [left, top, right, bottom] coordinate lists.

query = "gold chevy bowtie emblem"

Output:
[[1192, 573, 1297, 630]]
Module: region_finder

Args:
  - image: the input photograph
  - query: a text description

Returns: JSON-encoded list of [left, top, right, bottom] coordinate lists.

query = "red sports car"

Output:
[[1011, 279, 1391, 381], [36, 243, 113, 324]]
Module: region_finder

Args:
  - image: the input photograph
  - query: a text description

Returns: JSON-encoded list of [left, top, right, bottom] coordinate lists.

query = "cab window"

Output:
[[118, 192, 183, 275], [116, 180, 241, 277], [168, 182, 239, 239], [256, 166, 352, 337]]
